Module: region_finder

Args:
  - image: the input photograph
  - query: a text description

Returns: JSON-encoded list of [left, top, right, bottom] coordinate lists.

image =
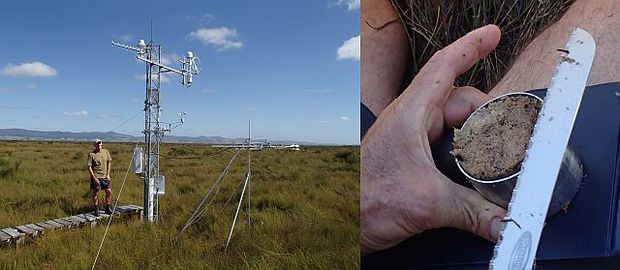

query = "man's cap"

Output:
[[94, 139, 102, 144]]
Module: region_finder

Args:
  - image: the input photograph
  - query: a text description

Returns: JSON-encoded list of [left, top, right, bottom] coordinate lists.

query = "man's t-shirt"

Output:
[[88, 149, 112, 178]]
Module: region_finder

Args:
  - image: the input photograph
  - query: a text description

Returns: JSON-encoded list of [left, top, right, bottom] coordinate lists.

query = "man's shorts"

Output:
[[91, 178, 110, 191]]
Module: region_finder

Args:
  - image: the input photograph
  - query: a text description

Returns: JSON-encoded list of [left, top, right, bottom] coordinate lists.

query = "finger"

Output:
[[437, 177, 506, 242], [443, 86, 492, 128], [407, 25, 501, 108]]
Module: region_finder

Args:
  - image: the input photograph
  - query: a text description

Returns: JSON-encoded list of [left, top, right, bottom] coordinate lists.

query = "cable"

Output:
[[185, 149, 240, 226], [159, 146, 235, 160], [187, 149, 241, 224], [108, 109, 144, 133], [176, 148, 242, 239], [218, 173, 247, 215], [232, 149, 304, 191], [91, 159, 133, 270]]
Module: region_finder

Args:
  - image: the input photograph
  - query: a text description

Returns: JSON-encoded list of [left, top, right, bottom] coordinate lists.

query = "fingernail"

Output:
[[490, 217, 502, 241]]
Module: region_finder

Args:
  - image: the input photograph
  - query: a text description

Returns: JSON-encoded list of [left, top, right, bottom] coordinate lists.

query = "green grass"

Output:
[[0, 141, 359, 269]]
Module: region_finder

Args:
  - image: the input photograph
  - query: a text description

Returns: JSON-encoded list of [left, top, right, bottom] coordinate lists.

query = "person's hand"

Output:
[[361, 25, 507, 255], [106, 176, 111, 182]]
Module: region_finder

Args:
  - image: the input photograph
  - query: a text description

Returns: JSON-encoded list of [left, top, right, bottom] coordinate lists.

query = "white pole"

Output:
[[225, 173, 249, 252], [248, 120, 251, 227]]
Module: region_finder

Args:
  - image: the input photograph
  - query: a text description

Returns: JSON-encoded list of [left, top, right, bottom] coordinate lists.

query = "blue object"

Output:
[[362, 82, 620, 269]]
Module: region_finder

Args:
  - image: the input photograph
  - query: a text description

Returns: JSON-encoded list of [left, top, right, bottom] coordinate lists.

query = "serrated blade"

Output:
[[489, 28, 595, 269]]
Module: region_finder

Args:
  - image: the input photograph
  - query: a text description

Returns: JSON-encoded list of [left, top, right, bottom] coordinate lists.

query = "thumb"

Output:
[[443, 86, 492, 129], [438, 178, 506, 242]]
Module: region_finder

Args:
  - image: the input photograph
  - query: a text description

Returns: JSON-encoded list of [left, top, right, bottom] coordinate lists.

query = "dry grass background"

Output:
[[391, 0, 574, 92], [0, 141, 359, 269]]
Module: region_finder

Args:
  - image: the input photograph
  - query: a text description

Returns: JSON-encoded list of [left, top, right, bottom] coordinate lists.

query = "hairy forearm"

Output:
[[107, 162, 112, 177], [361, 0, 410, 117], [88, 167, 97, 180], [491, 0, 620, 96]]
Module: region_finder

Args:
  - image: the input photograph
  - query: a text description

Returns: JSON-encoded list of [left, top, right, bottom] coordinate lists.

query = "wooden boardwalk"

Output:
[[0, 204, 143, 246]]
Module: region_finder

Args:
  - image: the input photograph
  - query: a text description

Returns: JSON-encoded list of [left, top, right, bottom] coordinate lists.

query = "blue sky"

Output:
[[0, 0, 360, 145]]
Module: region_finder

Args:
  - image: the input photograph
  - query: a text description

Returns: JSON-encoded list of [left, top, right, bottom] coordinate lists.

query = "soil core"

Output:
[[451, 94, 542, 180]]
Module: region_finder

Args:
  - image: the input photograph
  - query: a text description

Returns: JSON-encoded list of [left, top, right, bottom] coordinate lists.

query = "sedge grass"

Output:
[[0, 141, 359, 269], [391, 0, 574, 92]]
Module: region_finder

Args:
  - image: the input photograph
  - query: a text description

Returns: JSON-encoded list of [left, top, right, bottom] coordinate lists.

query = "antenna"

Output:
[[150, 20, 153, 43], [112, 33, 201, 223]]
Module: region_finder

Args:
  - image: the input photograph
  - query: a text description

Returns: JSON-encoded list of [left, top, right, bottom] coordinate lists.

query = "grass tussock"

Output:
[[0, 141, 359, 269], [391, 0, 574, 92]]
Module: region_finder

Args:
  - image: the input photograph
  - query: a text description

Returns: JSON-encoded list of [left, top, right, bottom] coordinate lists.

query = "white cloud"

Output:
[[1, 61, 58, 77], [160, 53, 180, 66], [247, 107, 257, 111], [189, 27, 244, 50], [340, 116, 350, 121], [315, 120, 328, 124], [134, 73, 171, 83], [160, 73, 171, 83], [63, 110, 88, 117], [334, 0, 360, 10], [119, 34, 132, 42], [187, 14, 215, 25], [337, 35, 360, 61]]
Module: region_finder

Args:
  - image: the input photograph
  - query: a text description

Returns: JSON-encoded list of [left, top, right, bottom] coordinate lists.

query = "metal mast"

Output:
[[247, 120, 251, 227], [225, 120, 253, 252], [178, 121, 257, 248], [113, 38, 199, 223]]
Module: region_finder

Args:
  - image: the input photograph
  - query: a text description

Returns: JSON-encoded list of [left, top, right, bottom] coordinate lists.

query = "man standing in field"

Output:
[[88, 139, 113, 216]]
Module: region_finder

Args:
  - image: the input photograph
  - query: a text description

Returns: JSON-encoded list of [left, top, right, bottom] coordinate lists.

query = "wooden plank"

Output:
[[125, 205, 143, 213], [123, 204, 143, 215], [77, 213, 91, 220], [25, 224, 45, 234], [114, 206, 131, 214], [84, 213, 98, 219], [61, 217, 81, 227], [0, 230, 11, 243], [36, 222, 57, 230], [15, 225, 37, 236], [79, 214, 98, 227], [53, 219, 72, 228], [84, 213, 100, 222], [120, 205, 142, 218], [77, 214, 96, 222], [0, 204, 147, 248], [1, 228, 24, 238], [44, 220, 65, 230], [126, 204, 144, 210], [70, 215, 87, 223]]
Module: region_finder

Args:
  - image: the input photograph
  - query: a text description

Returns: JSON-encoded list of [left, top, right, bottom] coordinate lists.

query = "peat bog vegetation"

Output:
[[0, 141, 359, 269]]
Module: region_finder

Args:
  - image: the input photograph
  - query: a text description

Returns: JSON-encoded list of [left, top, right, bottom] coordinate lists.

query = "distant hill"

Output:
[[0, 128, 325, 145]]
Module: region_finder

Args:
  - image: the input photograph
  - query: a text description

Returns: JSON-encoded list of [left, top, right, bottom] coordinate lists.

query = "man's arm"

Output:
[[88, 166, 98, 182], [106, 160, 112, 180], [361, 0, 410, 117], [87, 155, 98, 182], [490, 0, 620, 96], [106, 151, 112, 180]]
